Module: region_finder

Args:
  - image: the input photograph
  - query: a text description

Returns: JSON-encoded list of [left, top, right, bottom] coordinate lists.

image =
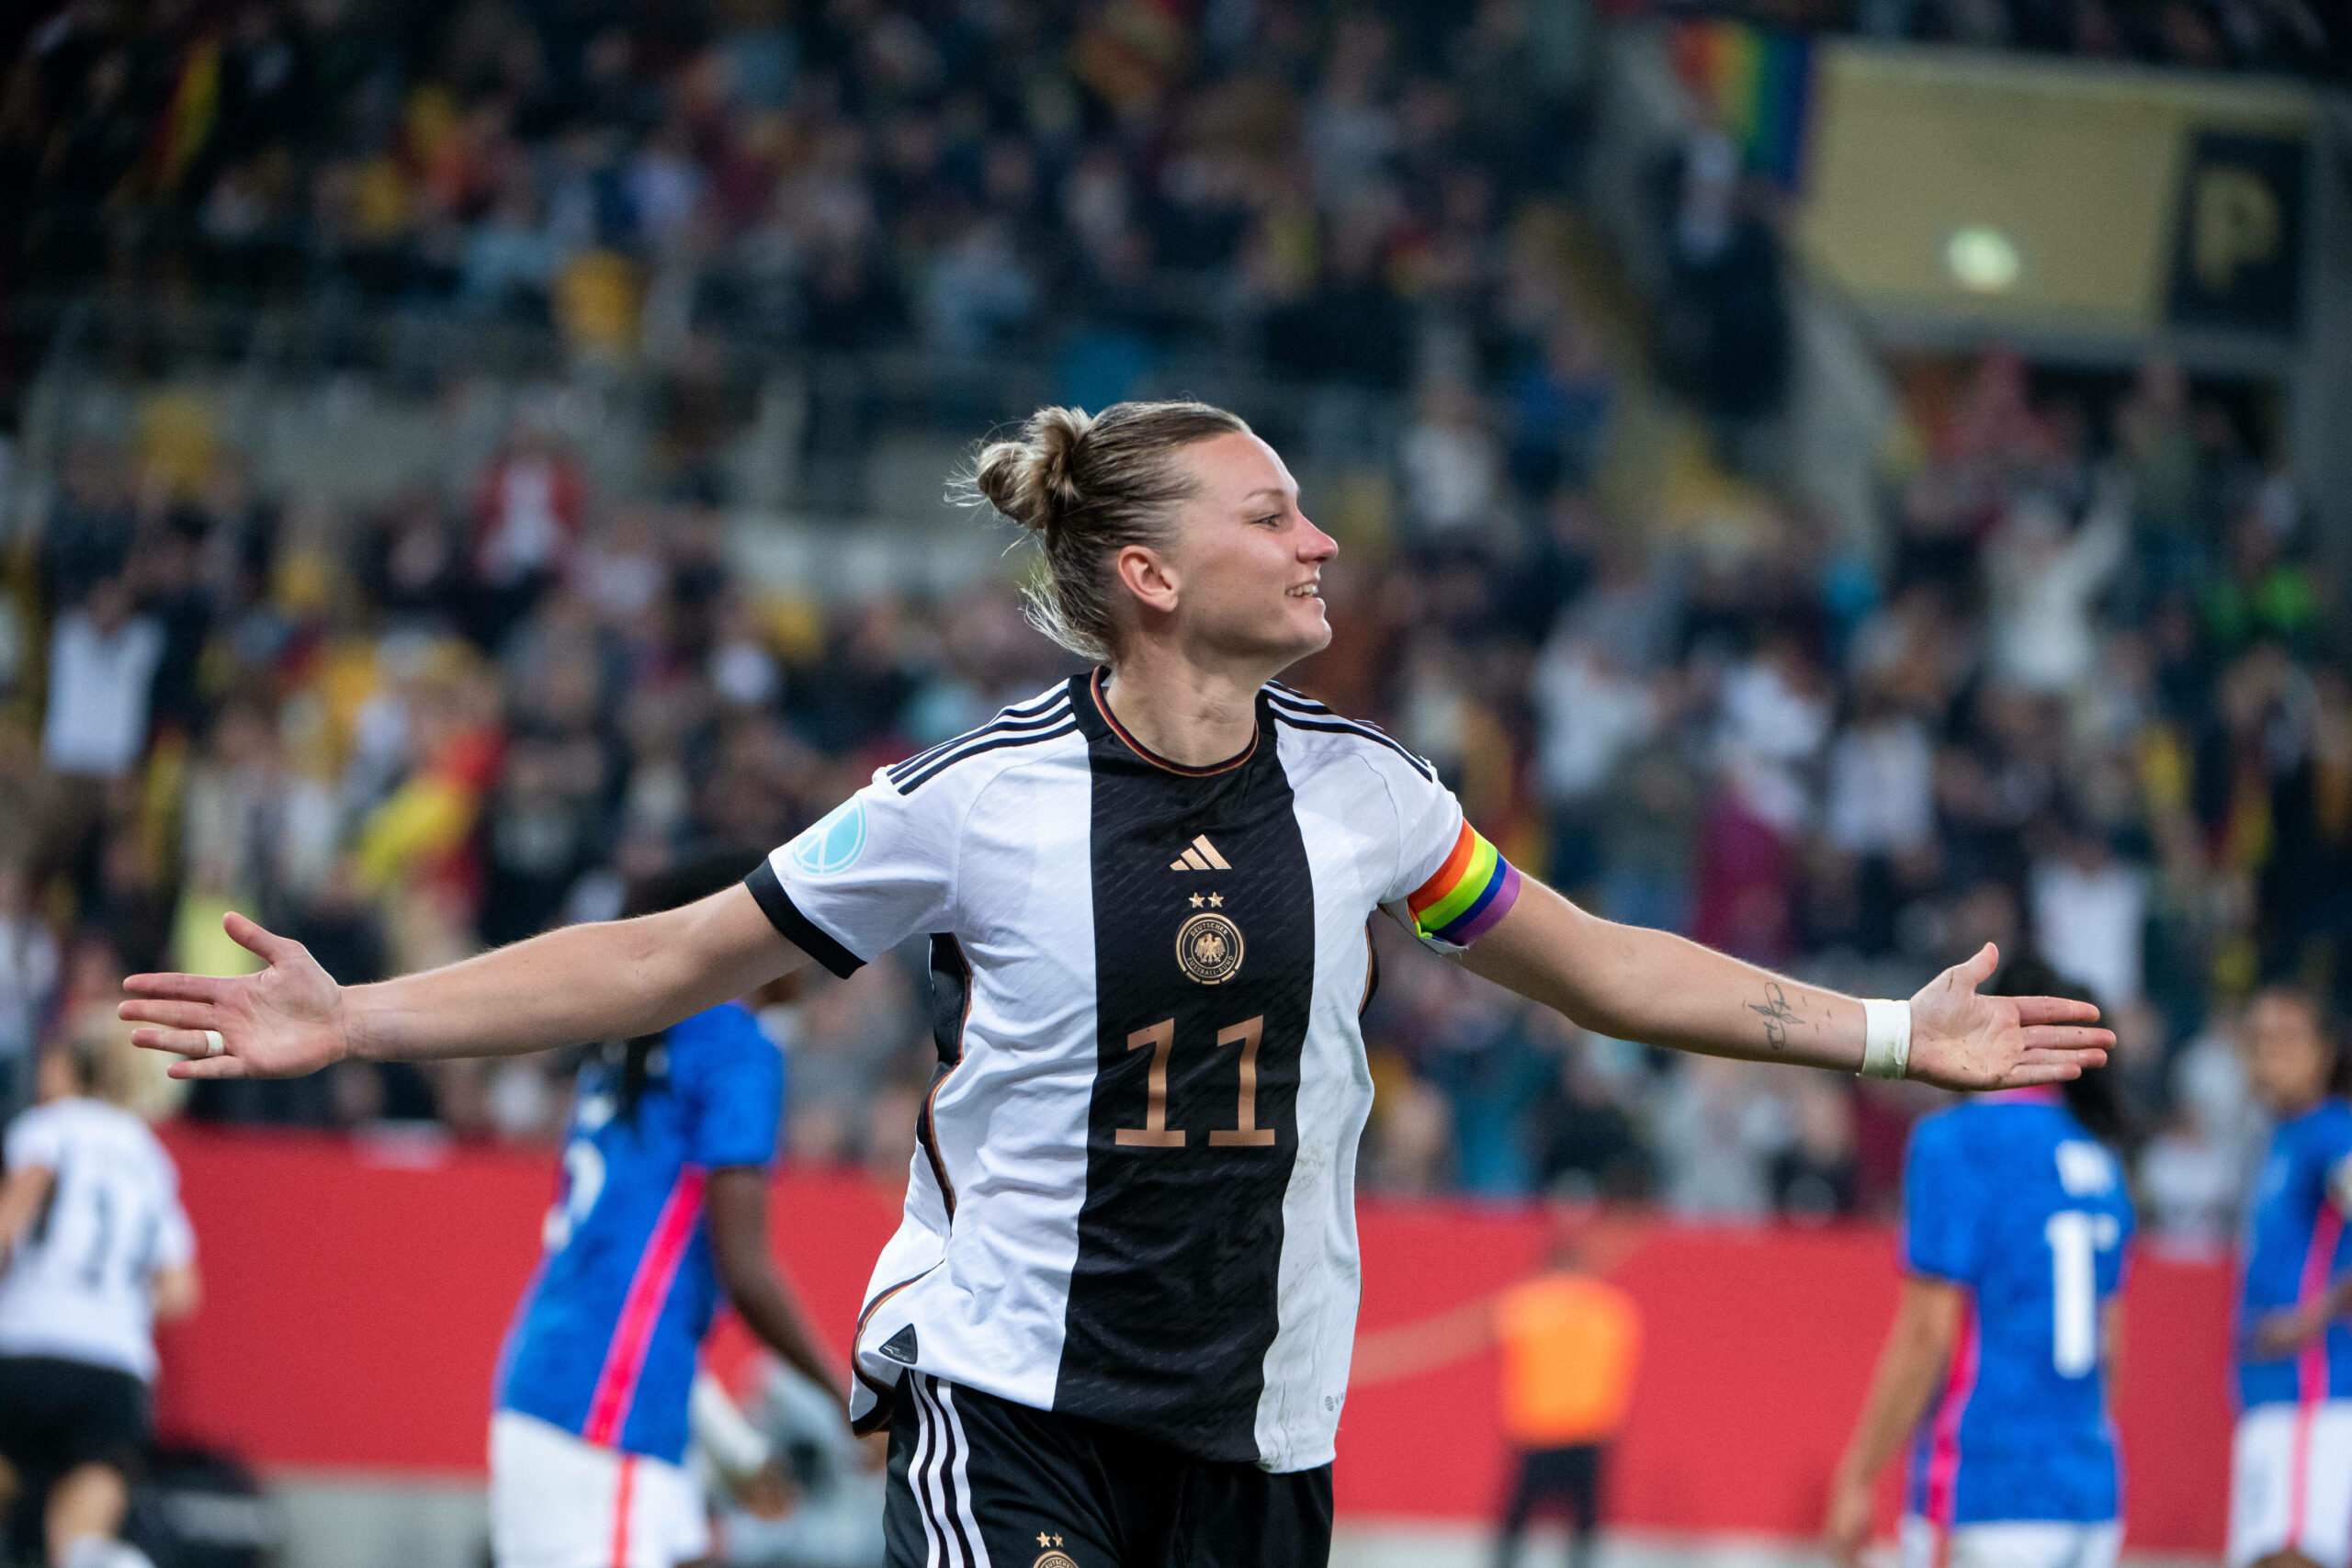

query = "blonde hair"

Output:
[[965, 400, 1250, 661], [60, 1022, 141, 1109]]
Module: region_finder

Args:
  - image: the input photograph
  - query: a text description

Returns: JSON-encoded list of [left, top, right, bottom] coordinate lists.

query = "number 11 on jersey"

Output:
[[1116, 1016, 1277, 1149]]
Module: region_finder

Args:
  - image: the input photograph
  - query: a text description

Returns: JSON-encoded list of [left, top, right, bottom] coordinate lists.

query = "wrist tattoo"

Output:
[[1747, 982, 1797, 1052]]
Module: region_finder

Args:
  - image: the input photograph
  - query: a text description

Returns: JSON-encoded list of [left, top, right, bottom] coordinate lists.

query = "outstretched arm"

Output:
[[1457, 878, 2110, 1090], [120, 884, 806, 1079], [1823, 1276, 1963, 1564]]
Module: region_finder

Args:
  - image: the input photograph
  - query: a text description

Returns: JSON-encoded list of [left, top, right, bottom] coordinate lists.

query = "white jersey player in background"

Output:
[[0, 1030, 199, 1568]]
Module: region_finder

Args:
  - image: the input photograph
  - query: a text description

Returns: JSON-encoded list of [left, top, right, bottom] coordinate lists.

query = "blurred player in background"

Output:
[[1488, 1221, 1643, 1568], [0, 1029, 199, 1568], [492, 850, 842, 1568], [2231, 987, 2352, 1568], [1826, 958, 2133, 1568], [1350, 1208, 1643, 1568]]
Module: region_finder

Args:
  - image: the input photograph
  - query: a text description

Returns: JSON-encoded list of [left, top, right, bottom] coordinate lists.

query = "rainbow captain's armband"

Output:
[[1408, 823, 1522, 948]]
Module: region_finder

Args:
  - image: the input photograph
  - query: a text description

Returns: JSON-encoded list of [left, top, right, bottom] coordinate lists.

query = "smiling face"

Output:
[[1117, 431, 1337, 671]]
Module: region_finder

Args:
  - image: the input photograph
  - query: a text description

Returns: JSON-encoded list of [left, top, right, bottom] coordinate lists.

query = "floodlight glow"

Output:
[[1946, 227, 2021, 292]]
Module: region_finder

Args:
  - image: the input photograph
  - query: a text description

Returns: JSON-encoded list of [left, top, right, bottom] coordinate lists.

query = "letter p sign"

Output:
[[2192, 167, 2280, 293]]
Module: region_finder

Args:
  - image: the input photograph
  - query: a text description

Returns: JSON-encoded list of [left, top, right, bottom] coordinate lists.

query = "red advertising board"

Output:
[[151, 1128, 2232, 1548]]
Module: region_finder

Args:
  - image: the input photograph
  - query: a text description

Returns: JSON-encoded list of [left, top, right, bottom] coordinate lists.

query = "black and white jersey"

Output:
[[0, 1098, 195, 1380], [747, 671, 1504, 1472]]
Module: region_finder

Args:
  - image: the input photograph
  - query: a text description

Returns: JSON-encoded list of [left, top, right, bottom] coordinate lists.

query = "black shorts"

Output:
[[0, 1355, 149, 1479], [883, 1374, 1333, 1568], [1504, 1441, 1602, 1529]]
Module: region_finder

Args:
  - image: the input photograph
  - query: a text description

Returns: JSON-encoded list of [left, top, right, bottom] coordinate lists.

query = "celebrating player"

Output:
[[491, 851, 841, 1568], [2230, 987, 2352, 1568], [0, 1032, 199, 1568], [120, 401, 2111, 1568], [1825, 958, 2134, 1568]]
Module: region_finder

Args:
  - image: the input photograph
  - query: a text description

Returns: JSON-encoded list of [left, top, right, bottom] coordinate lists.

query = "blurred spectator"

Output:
[[41, 578, 162, 780], [469, 424, 587, 648], [1823, 687, 1934, 954], [1653, 1056, 1781, 1218], [1983, 479, 2129, 698], [2030, 817, 2149, 1009], [1657, 130, 1789, 441], [1532, 633, 1656, 896], [1594, 736, 1700, 936], [1526, 1022, 1653, 1201], [1400, 380, 1505, 541]]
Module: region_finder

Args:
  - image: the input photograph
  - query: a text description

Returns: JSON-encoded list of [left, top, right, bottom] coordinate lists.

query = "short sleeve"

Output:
[[1382, 761, 1465, 908], [747, 775, 959, 978], [676, 1010, 785, 1171], [1902, 1120, 1982, 1284], [4, 1110, 62, 1173]]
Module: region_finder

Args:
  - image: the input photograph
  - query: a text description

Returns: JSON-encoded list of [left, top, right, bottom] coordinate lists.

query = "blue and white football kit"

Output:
[[2230, 1099, 2352, 1568], [491, 1003, 785, 1568], [1897, 1091, 2133, 1568]]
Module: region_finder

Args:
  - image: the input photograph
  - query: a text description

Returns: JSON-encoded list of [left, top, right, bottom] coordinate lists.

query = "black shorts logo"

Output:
[[1176, 912, 1244, 985]]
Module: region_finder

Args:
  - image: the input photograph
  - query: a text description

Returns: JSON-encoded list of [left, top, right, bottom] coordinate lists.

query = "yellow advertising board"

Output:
[[1796, 46, 2312, 337]]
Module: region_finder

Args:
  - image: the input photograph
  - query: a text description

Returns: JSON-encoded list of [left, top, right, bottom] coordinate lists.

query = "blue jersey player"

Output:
[[492, 852, 842, 1568], [1828, 960, 2132, 1568], [2231, 987, 2352, 1568]]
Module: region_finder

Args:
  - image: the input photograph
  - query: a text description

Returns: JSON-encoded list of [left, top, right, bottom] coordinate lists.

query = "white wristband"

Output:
[[1860, 999, 1912, 1080]]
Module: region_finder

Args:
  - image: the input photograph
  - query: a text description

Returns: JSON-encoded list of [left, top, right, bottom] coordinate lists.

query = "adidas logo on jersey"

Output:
[[1169, 834, 1232, 872]]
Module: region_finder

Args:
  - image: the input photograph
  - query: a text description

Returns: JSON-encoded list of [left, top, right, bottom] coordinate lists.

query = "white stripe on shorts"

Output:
[[910, 1376, 945, 1568], [936, 1382, 991, 1568], [913, 1375, 979, 1568]]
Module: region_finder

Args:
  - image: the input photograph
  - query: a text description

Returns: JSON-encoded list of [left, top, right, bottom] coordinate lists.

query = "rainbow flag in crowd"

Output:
[[1669, 18, 1815, 192]]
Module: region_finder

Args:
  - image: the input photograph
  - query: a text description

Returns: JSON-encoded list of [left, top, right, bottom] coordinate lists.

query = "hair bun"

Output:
[[972, 405, 1095, 535], [956, 398, 1250, 663]]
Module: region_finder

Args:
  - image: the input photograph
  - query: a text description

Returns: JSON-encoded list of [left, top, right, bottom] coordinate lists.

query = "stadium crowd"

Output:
[[5, 341, 2335, 1247], [0, 0, 2336, 1250]]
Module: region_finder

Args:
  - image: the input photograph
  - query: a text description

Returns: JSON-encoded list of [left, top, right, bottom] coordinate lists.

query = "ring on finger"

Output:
[[203, 1029, 225, 1058]]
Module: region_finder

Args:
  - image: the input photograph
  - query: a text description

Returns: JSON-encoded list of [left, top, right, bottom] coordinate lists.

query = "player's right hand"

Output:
[[119, 911, 349, 1079], [1822, 1472, 1873, 1566], [731, 1457, 797, 1519]]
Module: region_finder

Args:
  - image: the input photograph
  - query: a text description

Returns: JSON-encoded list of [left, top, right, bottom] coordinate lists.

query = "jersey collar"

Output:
[[1080, 667, 1261, 776]]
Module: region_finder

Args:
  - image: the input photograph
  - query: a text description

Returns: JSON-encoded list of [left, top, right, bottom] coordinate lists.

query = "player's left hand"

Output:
[[2249, 1303, 2325, 1359], [1904, 943, 2113, 1091]]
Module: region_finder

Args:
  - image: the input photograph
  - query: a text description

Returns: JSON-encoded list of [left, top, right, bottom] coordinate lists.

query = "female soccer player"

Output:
[[490, 852, 842, 1568], [121, 401, 2110, 1568], [1824, 958, 2134, 1568], [0, 1032, 199, 1568], [2230, 987, 2352, 1568]]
